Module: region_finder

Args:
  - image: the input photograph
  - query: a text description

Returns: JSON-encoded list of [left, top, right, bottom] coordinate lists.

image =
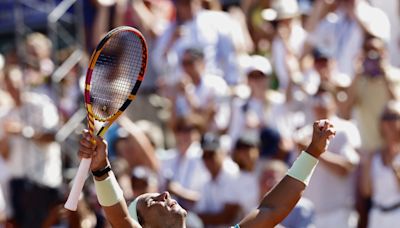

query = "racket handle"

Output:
[[64, 158, 92, 211]]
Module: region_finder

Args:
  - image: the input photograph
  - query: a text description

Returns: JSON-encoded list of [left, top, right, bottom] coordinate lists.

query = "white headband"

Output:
[[128, 197, 140, 222]]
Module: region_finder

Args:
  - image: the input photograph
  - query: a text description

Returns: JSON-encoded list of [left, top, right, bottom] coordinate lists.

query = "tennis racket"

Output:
[[64, 26, 148, 211]]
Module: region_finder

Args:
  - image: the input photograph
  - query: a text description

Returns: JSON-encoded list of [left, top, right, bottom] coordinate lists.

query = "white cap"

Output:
[[244, 55, 272, 76], [261, 0, 300, 21], [356, 1, 390, 42]]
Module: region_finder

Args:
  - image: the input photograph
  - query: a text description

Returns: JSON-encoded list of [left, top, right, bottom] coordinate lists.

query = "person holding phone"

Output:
[[343, 36, 400, 155]]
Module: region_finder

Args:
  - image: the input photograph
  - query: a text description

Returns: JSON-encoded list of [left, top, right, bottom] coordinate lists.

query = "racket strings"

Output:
[[90, 31, 143, 120]]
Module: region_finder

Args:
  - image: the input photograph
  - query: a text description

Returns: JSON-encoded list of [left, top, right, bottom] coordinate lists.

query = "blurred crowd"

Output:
[[0, 0, 400, 227]]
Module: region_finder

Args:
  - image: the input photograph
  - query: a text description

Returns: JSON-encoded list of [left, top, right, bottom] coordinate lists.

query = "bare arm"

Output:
[[319, 150, 357, 177], [341, 74, 359, 120], [359, 154, 373, 197], [239, 120, 336, 227], [239, 175, 305, 228], [118, 115, 160, 172], [167, 181, 200, 203], [78, 132, 141, 228]]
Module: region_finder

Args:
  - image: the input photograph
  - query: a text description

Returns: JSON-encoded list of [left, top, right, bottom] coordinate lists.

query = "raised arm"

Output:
[[238, 120, 336, 228], [78, 131, 140, 228]]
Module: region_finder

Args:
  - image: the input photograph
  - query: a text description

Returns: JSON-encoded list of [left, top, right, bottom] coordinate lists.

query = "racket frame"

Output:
[[64, 26, 148, 211]]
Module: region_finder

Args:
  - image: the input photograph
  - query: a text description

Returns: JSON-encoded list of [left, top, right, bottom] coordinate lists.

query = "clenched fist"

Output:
[[306, 119, 336, 158]]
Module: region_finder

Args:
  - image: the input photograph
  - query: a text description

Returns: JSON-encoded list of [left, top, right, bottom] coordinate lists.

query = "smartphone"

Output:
[[362, 51, 382, 77]]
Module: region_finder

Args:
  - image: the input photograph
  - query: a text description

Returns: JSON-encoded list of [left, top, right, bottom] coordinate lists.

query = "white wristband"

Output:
[[94, 172, 124, 206], [287, 151, 319, 186]]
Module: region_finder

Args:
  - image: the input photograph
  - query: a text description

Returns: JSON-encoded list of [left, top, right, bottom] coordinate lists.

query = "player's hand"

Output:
[[305, 120, 336, 158], [78, 130, 109, 172]]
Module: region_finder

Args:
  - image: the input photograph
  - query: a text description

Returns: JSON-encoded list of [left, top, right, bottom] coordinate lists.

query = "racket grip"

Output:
[[64, 158, 92, 211]]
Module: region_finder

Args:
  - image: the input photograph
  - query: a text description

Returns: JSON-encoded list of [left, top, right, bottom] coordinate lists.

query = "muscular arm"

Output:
[[118, 116, 160, 172], [319, 150, 356, 177], [238, 121, 335, 227], [239, 175, 305, 228], [95, 174, 141, 228]]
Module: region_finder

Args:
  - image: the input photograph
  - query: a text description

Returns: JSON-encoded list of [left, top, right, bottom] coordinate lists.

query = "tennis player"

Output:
[[78, 120, 335, 227]]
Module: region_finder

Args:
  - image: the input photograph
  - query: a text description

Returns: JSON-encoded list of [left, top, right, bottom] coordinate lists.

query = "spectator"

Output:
[[24, 33, 55, 98], [303, 90, 361, 228], [115, 116, 160, 172], [171, 47, 229, 132], [228, 55, 297, 156], [153, 0, 240, 85], [343, 36, 400, 154], [2, 66, 62, 227], [262, 0, 307, 93], [231, 133, 260, 217], [130, 166, 159, 199], [305, 0, 364, 82], [159, 118, 209, 209], [195, 133, 241, 227], [360, 100, 400, 228]]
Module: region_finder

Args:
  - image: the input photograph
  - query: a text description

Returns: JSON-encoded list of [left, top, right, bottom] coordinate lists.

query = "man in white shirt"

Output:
[[303, 90, 361, 228], [153, 0, 240, 85], [2, 68, 62, 227], [306, 0, 364, 81], [158, 118, 209, 209], [231, 133, 260, 218], [195, 133, 241, 228], [172, 47, 229, 132]]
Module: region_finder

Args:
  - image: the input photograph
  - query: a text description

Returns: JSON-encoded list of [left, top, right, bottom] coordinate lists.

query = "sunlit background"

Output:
[[0, 0, 400, 227]]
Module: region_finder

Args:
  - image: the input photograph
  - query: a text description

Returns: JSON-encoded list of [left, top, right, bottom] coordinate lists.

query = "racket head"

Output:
[[85, 26, 148, 123]]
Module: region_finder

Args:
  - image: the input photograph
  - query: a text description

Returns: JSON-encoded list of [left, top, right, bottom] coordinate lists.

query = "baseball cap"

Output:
[[201, 133, 221, 152], [261, 0, 300, 21], [244, 55, 272, 76], [235, 130, 260, 149]]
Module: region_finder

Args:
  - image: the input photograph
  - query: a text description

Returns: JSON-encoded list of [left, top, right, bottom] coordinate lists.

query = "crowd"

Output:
[[0, 0, 400, 227]]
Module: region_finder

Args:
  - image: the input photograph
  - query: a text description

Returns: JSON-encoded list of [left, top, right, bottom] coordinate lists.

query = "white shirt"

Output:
[[308, 10, 364, 80], [175, 74, 228, 117], [195, 163, 240, 227], [272, 21, 307, 92], [304, 116, 360, 213], [5, 92, 62, 188], [371, 153, 400, 207], [369, 0, 400, 67], [235, 171, 259, 217], [228, 93, 298, 151], [159, 142, 209, 192], [153, 10, 240, 85]]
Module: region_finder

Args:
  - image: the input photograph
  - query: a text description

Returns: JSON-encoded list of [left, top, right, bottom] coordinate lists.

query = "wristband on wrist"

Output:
[[287, 151, 319, 186], [93, 172, 124, 206], [92, 165, 112, 177]]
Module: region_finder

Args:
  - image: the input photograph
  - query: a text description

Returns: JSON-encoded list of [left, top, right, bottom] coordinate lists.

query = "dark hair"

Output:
[[137, 210, 144, 225]]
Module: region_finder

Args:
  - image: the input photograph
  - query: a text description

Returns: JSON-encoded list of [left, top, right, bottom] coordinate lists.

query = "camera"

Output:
[[362, 50, 383, 78]]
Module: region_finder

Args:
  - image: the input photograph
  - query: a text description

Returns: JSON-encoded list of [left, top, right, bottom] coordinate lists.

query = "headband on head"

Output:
[[128, 197, 140, 222]]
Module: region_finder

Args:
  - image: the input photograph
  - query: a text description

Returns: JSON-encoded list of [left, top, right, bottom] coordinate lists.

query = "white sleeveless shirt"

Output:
[[371, 153, 400, 207]]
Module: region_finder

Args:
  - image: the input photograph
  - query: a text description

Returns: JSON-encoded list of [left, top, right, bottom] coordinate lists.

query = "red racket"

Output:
[[64, 26, 148, 211]]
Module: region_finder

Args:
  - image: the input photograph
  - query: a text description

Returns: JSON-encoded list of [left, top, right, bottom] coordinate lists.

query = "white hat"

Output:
[[356, 1, 390, 42], [261, 0, 300, 21], [244, 55, 272, 76]]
